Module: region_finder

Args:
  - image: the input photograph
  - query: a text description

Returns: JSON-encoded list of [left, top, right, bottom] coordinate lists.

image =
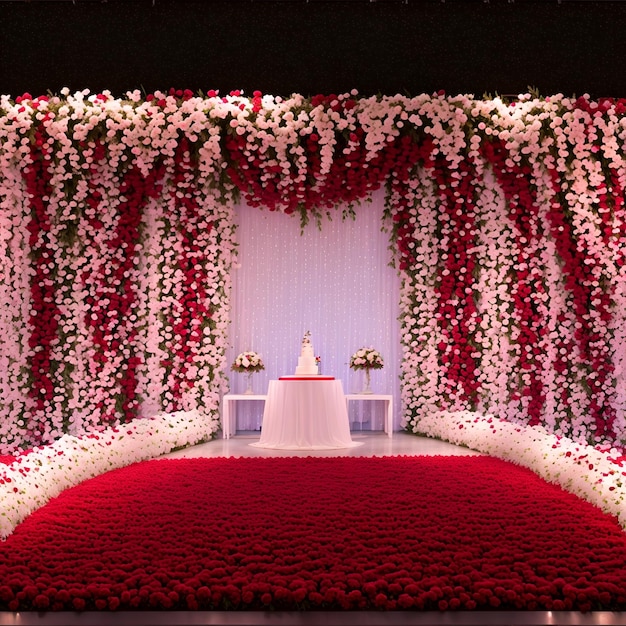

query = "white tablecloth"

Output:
[[250, 379, 362, 450]]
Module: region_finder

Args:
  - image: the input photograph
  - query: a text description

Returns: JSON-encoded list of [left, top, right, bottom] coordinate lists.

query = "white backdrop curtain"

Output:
[[226, 189, 402, 432]]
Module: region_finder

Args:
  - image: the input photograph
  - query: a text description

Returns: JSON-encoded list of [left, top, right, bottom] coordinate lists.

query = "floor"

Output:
[[161, 430, 484, 460], [1, 431, 623, 626]]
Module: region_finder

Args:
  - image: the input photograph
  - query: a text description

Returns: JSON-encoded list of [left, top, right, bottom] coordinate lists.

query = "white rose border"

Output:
[[0, 411, 208, 540], [418, 411, 626, 529]]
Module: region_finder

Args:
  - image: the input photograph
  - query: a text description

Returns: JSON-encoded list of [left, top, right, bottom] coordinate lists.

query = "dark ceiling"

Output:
[[1, 0, 625, 99]]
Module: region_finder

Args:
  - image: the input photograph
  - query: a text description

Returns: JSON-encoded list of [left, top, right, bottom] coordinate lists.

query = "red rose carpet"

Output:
[[0, 455, 625, 612]]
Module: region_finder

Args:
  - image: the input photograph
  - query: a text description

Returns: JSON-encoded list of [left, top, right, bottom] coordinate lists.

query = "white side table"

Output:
[[345, 394, 393, 438], [221, 394, 268, 439]]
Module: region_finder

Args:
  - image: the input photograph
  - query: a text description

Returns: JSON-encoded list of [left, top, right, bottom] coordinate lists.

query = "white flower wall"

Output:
[[1, 88, 626, 453]]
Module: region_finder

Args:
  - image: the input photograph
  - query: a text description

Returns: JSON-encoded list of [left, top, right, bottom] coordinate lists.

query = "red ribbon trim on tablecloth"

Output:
[[278, 376, 335, 381]]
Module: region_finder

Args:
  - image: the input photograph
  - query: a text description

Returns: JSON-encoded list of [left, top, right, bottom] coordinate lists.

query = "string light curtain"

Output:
[[227, 189, 401, 431]]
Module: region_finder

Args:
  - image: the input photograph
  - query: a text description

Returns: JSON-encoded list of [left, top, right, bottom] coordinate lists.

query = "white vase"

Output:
[[244, 372, 254, 395], [360, 368, 373, 394]]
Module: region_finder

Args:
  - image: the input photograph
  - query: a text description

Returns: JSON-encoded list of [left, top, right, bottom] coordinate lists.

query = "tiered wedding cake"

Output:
[[295, 331, 319, 376]]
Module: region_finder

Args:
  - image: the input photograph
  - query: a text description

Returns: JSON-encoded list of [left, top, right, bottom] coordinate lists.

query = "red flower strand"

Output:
[[83, 164, 164, 424], [429, 156, 482, 405], [165, 139, 213, 407], [545, 165, 616, 438], [23, 134, 60, 443]]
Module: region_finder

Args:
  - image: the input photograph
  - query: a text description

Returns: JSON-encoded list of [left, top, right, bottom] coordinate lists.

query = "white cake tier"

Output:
[[295, 365, 319, 375], [301, 344, 315, 357]]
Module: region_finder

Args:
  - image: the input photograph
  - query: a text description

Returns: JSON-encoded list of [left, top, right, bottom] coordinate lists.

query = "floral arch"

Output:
[[1, 87, 626, 454]]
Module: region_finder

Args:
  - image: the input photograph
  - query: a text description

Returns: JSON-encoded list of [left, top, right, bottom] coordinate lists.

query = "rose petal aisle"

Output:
[[1, 455, 625, 612]]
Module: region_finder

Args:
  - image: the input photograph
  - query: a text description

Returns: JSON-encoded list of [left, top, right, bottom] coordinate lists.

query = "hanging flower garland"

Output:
[[157, 138, 231, 423], [430, 155, 482, 409], [66, 142, 126, 432], [480, 138, 548, 426], [387, 166, 442, 426], [84, 165, 161, 424], [464, 167, 518, 421], [23, 124, 61, 444], [546, 99, 623, 439]]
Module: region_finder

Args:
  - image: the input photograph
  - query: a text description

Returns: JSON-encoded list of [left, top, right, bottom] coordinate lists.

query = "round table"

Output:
[[250, 378, 362, 450]]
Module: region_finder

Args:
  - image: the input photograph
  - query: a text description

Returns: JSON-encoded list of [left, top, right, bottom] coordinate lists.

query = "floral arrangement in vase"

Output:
[[231, 351, 265, 394], [350, 347, 384, 370], [231, 351, 265, 373], [350, 347, 383, 394]]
